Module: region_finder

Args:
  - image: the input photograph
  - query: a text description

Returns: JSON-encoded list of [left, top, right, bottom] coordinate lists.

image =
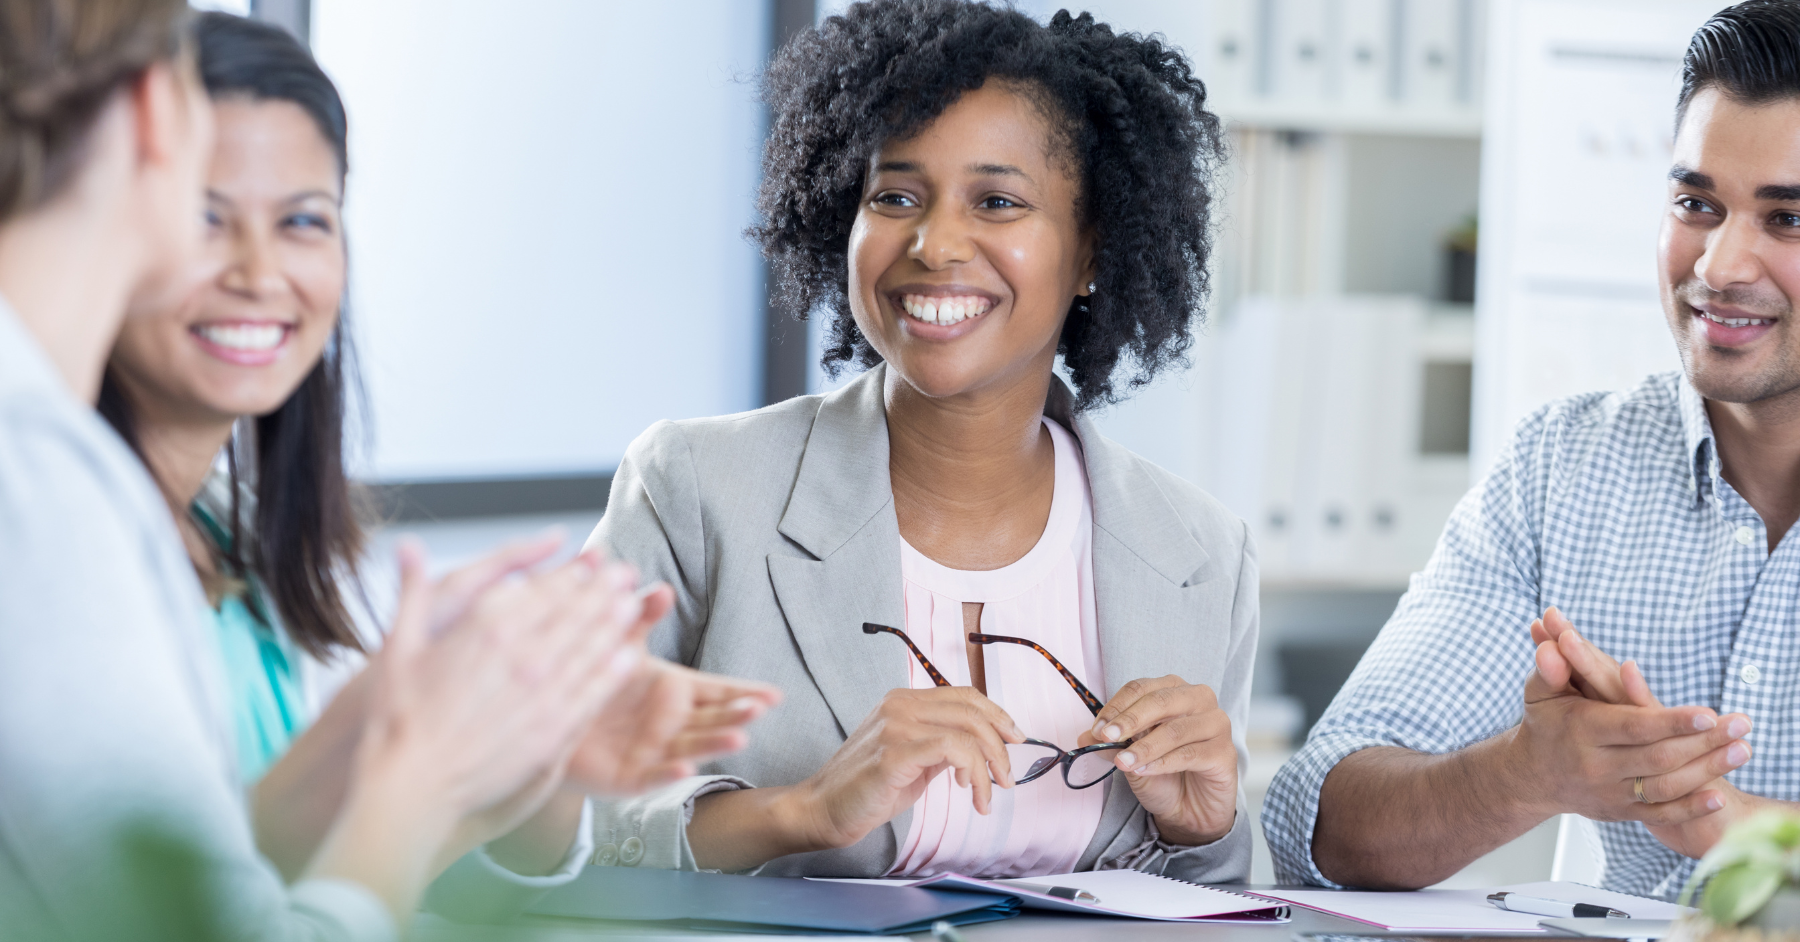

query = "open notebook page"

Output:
[[1255, 880, 1691, 932]]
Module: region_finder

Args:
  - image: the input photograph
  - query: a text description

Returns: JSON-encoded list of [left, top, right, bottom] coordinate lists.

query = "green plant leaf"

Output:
[[1704, 864, 1786, 927]]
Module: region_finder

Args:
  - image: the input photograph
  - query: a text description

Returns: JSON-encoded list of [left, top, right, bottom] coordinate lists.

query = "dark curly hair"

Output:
[[753, 0, 1223, 407]]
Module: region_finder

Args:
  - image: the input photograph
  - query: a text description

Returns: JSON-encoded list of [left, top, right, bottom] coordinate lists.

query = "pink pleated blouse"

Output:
[[887, 418, 1105, 879]]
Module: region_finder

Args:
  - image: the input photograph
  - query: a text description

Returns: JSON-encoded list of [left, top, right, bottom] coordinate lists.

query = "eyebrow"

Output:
[[871, 160, 1034, 182], [1668, 166, 1800, 201], [283, 189, 342, 205], [969, 162, 1031, 181], [1757, 183, 1800, 201], [204, 188, 341, 205], [1670, 166, 1714, 189]]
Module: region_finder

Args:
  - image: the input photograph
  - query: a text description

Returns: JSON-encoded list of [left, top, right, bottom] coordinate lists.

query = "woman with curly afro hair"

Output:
[[586, 0, 1256, 882]]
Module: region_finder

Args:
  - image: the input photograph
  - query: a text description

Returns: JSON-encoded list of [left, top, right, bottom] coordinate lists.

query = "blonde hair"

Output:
[[0, 0, 190, 221]]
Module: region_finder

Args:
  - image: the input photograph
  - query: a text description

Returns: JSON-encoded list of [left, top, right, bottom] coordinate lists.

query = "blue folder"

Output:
[[526, 866, 1020, 934]]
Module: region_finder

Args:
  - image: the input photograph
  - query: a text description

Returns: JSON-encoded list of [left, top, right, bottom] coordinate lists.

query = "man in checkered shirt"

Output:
[[1262, 1, 1800, 899]]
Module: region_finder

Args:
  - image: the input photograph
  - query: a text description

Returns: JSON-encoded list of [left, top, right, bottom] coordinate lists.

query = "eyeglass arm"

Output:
[[862, 622, 951, 687], [966, 632, 1104, 714]]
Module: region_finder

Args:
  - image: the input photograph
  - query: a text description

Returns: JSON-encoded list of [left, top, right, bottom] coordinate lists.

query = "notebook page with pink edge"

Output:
[[811, 870, 1290, 923]]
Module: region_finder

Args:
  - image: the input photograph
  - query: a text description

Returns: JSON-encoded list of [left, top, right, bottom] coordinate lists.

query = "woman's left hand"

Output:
[[1076, 675, 1238, 847]]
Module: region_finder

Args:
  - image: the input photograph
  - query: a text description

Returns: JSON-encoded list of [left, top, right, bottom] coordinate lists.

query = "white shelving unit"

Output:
[[1089, 0, 1489, 590], [1472, 0, 1716, 474]]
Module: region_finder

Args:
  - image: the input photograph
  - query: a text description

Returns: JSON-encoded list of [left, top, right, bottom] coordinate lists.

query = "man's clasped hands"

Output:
[[1518, 607, 1766, 859]]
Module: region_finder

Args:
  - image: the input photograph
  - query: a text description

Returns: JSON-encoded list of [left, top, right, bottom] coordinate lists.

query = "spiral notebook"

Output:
[[812, 870, 1291, 923]]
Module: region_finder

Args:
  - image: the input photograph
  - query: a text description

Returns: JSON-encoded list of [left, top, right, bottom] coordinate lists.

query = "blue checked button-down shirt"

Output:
[[1260, 371, 1800, 900]]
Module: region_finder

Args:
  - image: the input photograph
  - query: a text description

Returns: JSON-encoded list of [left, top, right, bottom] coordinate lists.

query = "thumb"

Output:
[[1529, 638, 1573, 699]]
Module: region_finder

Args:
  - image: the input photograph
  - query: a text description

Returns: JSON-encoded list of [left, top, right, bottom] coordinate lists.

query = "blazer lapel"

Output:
[[767, 366, 907, 740]]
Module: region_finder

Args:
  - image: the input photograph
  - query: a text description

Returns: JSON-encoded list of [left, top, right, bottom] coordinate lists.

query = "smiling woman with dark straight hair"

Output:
[[88, 8, 780, 912], [586, 0, 1255, 882]]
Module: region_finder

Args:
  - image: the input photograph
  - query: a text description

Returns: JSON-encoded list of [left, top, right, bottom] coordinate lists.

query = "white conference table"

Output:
[[412, 885, 1573, 942]]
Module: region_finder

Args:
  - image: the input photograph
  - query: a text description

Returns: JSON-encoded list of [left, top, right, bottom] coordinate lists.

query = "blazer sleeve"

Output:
[[582, 421, 755, 871], [1094, 521, 1258, 884]]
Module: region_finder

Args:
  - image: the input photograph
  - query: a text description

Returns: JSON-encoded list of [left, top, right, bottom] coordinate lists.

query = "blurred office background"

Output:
[[206, 0, 1724, 885]]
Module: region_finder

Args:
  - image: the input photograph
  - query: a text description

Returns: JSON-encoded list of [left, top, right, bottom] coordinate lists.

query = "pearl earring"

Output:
[[1087, 281, 1096, 294]]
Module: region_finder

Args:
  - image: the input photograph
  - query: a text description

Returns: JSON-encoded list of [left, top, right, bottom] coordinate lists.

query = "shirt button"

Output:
[[1736, 526, 1756, 546], [1741, 664, 1763, 686], [620, 836, 644, 866], [593, 842, 620, 867]]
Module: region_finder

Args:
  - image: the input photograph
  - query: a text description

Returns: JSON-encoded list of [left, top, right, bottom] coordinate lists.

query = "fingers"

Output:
[[1556, 626, 1628, 704], [1586, 700, 1722, 745], [1091, 676, 1213, 744], [1531, 638, 1574, 696], [1625, 786, 1728, 827], [382, 538, 434, 704], [634, 582, 675, 634], [519, 560, 636, 692], [431, 529, 568, 630], [668, 728, 749, 762], [688, 668, 784, 710], [1112, 709, 1232, 776], [1616, 712, 1750, 775], [1637, 740, 1752, 804], [891, 734, 1000, 814], [684, 696, 774, 733], [1541, 606, 1576, 640], [874, 688, 1021, 797]]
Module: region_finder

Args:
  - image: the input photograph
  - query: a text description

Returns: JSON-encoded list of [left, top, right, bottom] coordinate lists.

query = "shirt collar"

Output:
[[1677, 373, 1717, 502]]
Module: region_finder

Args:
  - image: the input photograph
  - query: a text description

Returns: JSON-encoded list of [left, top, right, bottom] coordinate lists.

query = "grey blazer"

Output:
[[584, 366, 1258, 883]]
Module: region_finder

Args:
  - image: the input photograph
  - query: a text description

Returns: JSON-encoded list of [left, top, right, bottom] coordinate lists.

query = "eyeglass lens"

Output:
[[1068, 748, 1120, 788], [1005, 742, 1062, 783]]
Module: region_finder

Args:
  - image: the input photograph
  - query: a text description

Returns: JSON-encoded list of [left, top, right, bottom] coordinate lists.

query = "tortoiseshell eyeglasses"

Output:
[[863, 622, 1127, 789]]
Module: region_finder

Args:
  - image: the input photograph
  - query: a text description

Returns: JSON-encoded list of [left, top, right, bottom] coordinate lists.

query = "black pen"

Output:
[[1488, 892, 1629, 919], [996, 880, 1102, 904]]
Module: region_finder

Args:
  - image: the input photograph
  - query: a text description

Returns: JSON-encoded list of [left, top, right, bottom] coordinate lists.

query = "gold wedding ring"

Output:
[[1634, 776, 1649, 803]]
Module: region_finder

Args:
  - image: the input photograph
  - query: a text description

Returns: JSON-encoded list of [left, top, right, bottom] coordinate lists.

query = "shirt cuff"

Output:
[[589, 774, 754, 873], [289, 877, 398, 942]]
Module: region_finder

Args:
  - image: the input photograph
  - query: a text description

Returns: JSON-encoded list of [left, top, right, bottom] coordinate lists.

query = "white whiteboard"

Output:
[[312, 0, 768, 481]]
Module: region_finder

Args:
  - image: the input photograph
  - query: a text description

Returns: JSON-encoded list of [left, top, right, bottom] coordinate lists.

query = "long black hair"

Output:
[[99, 11, 364, 658], [753, 0, 1224, 407]]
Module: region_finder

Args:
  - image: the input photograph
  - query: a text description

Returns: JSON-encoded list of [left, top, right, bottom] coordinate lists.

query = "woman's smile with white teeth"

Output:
[[194, 323, 289, 351], [899, 293, 994, 326]]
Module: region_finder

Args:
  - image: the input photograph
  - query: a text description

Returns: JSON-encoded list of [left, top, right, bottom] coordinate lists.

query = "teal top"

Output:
[[194, 504, 307, 784]]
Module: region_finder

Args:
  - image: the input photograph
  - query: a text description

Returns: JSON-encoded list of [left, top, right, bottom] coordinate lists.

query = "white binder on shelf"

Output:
[[1273, 0, 1333, 105], [1202, 0, 1263, 106], [1402, 0, 1462, 109], [1337, 0, 1397, 108]]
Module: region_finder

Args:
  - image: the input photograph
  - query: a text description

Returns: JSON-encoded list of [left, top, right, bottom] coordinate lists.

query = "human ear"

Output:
[[1076, 229, 1097, 296], [128, 58, 209, 177]]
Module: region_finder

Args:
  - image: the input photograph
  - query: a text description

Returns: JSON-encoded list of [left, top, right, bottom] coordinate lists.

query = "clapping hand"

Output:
[[1530, 607, 1757, 858], [567, 587, 783, 798]]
